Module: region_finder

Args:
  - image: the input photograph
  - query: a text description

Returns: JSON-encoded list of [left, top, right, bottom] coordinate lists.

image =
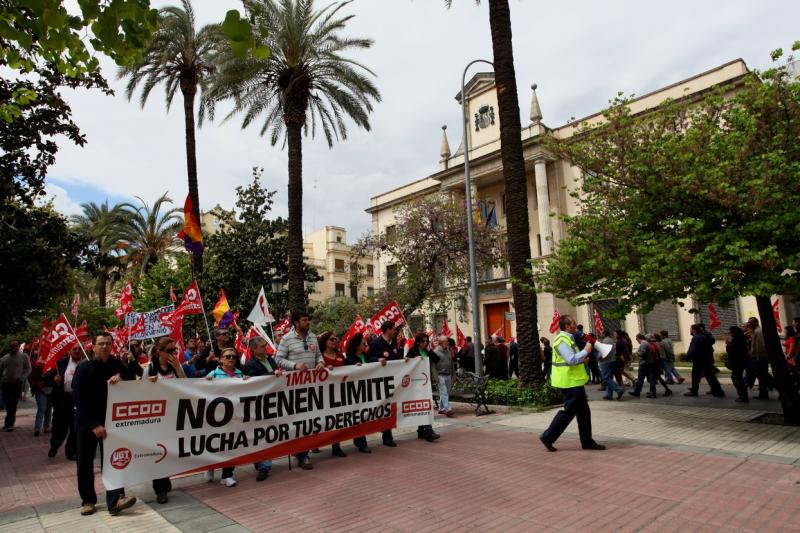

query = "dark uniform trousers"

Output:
[[541, 386, 594, 447], [76, 424, 124, 508], [50, 394, 76, 456]]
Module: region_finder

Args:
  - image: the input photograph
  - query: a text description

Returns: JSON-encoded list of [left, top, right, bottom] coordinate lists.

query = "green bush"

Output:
[[476, 379, 561, 408]]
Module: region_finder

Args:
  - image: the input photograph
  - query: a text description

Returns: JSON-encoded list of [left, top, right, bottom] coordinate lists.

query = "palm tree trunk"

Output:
[[488, 0, 543, 388], [755, 296, 800, 425], [286, 120, 306, 312], [98, 270, 108, 307], [182, 86, 203, 277]]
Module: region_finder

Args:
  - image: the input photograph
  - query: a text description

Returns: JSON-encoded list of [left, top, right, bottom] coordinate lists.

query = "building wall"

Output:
[[304, 226, 374, 305]]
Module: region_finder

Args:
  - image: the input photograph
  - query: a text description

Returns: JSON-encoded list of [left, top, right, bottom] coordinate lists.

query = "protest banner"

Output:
[[102, 358, 434, 489], [125, 305, 175, 340], [368, 300, 406, 332]]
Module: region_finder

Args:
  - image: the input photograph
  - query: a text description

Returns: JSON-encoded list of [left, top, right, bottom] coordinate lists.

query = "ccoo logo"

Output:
[[110, 448, 132, 469]]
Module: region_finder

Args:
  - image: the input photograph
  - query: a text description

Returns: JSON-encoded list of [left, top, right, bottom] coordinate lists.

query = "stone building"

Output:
[[304, 226, 374, 306]]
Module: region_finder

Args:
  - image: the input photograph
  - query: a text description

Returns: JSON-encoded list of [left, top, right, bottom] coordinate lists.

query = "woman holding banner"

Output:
[[345, 332, 384, 453], [142, 337, 186, 503], [319, 331, 348, 458], [204, 348, 246, 486]]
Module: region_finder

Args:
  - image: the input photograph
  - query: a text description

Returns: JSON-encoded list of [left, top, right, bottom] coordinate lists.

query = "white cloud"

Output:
[[42, 182, 84, 217]]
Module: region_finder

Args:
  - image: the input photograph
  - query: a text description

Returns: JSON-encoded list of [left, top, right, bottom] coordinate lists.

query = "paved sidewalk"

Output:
[[1, 389, 798, 532]]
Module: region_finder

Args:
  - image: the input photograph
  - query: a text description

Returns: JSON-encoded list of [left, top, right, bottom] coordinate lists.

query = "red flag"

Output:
[[440, 320, 453, 339], [236, 327, 260, 363], [491, 325, 503, 338], [41, 314, 78, 373], [75, 320, 89, 343], [593, 306, 605, 338], [110, 326, 129, 356], [340, 314, 366, 353], [170, 315, 186, 363], [174, 280, 204, 316], [773, 299, 782, 334], [129, 315, 146, 337], [169, 286, 177, 303], [549, 308, 561, 334], [708, 304, 721, 331], [368, 300, 406, 332], [114, 281, 134, 320], [456, 325, 466, 350], [273, 315, 291, 336]]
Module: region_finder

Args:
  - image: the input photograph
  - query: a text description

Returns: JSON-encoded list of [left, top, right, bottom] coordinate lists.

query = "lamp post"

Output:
[[461, 59, 493, 377]]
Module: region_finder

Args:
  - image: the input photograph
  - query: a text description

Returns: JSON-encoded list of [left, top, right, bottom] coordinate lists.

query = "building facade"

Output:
[[304, 226, 374, 306], [367, 59, 795, 353]]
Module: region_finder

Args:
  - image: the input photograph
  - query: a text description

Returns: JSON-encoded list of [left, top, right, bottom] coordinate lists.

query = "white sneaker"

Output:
[[204, 470, 214, 482], [220, 477, 237, 487]]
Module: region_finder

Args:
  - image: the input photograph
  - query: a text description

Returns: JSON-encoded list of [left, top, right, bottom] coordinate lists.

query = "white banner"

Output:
[[124, 305, 175, 340], [102, 359, 434, 489]]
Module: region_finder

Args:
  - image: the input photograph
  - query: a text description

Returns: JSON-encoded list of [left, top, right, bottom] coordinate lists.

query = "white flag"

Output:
[[247, 286, 275, 324]]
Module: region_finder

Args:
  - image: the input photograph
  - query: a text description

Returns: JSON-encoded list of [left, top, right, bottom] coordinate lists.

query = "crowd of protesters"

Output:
[[2, 309, 800, 517]]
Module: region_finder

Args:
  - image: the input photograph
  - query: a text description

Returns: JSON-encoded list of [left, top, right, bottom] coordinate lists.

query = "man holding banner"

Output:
[[369, 321, 401, 447], [275, 310, 324, 470], [72, 332, 137, 516]]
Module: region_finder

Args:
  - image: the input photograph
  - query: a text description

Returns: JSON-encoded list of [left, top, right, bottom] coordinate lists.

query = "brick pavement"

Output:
[[1, 391, 799, 532]]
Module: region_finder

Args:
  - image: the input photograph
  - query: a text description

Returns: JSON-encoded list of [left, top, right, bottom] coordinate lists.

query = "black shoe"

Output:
[[645, 393, 656, 398], [425, 432, 441, 442], [712, 392, 725, 398], [156, 492, 168, 504], [755, 395, 769, 400], [332, 446, 347, 458], [583, 442, 607, 451], [311, 448, 321, 454], [2, 427, 13, 432], [256, 470, 269, 482], [664, 389, 673, 397], [684, 391, 698, 397], [299, 457, 313, 470], [66, 453, 77, 461], [539, 435, 557, 452], [735, 397, 749, 403], [47, 448, 57, 458], [382, 439, 397, 448], [628, 391, 640, 397], [34, 430, 40, 437], [357, 446, 372, 454]]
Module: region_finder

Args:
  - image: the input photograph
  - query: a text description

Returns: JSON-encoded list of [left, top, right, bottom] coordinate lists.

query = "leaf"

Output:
[[222, 10, 250, 42]]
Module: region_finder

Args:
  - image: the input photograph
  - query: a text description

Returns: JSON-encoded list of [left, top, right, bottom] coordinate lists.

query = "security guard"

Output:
[[539, 314, 606, 452]]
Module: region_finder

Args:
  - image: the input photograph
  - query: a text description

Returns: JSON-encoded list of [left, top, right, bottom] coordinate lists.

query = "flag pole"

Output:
[[196, 280, 214, 345], [65, 315, 91, 361]]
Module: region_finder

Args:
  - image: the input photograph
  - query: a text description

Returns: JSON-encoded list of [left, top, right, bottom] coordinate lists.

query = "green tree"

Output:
[[355, 193, 506, 318], [202, 168, 321, 322], [203, 0, 380, 312], [70, 201, 131, 307], [119, 0, 226, 276], [135, 254, 193, 311], [121, 193, 182, 274], [445, 0, 542, 387], [534, 47, 800, 424], [0, 202, 86, 336]]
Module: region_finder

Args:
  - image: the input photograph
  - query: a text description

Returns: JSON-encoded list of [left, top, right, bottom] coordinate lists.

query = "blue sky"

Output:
[[47, 0, 800, 237]]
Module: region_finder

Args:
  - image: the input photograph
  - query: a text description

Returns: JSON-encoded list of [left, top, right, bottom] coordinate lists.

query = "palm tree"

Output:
[[447, 0, 542, 387], [70, 201, 131, 307], [203, 0, 380, 312], [118, 0, 223, 277], [120, 193, 183, 274]]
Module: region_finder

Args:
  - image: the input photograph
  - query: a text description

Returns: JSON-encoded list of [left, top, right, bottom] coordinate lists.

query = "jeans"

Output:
[[600, 362, 623, 399], [438, 374, 452, 412], [254, 459, 272, 472], [662, 360, 682, 382], [632, 363, 656, 395], [34, 391, 52, 431], [76, 424, 125, 507]]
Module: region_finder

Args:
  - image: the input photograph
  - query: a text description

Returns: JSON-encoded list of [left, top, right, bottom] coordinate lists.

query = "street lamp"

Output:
[[460, 59, 493, 377]]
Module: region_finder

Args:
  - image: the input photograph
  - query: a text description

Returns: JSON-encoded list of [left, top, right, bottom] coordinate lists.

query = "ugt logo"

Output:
[[110, 448, 132, 469]]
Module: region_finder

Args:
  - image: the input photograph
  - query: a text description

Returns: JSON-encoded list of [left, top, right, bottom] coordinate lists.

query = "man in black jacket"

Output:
[[44, 345, 84, 460], [72, 332, 136, 516], [684, 324, 724, 397], [243, 336, 283, 481], [368, 321, 399, 447]]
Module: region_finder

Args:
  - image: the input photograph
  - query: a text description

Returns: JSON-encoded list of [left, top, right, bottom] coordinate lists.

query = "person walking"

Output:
[[458, 336, 475, 373], [432, 335, 454, 417], [205, 347, 247, 485], [726, 326, 750, 403], [684, 324, 725, 397], [28, 354, 52, 436], [243, 336, 284, 480], [142, 337, 186, 503], [367, 320, 399, 447], [72, 332, 137, 516], [406, 333, 440, 442], [275, 310, 325, 467], [599, 333, 624, 400], [540, 337, 552, 382], [539, 315, 605, 452], [614, 331, 636, 387], [45, 345, 82, 460], [508, 338, 520, 378], [659, 330, 684, 384], [344, 331, 388, 453], [746, 318, 772, 400], [630, 334, 658, 398], [0, 340, 31, 431], [318, 331, 347, 458]]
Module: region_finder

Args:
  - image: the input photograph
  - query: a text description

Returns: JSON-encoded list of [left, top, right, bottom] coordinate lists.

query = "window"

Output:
[[335, 283, 345, 297], [334, 259, 345, 273], [536, 234, 542, 256], [367, 287, 374, 297], [385, 225, 397, 243], [408, 315, 424, 335], [642, 301, 680, 339], [386, 264, 398, 281], [366, 264, 374, 278], [336, 234, 342, 243], [696, 300, 740, 337]]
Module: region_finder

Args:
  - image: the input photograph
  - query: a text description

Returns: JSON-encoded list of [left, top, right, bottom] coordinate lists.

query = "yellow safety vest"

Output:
[[550, 331, 588, 389]]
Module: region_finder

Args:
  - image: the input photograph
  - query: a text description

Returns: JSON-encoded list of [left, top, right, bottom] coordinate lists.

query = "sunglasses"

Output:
[[221, 354, 235, 360]]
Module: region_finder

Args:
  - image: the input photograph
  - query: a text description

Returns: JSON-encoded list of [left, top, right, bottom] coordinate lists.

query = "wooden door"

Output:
[[485, 302, 511, 340]]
